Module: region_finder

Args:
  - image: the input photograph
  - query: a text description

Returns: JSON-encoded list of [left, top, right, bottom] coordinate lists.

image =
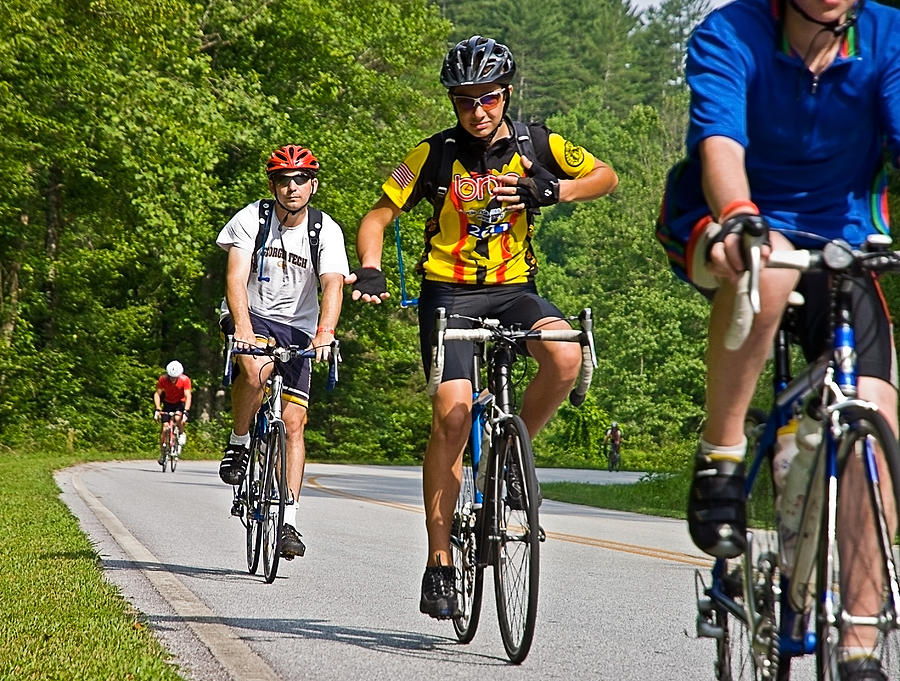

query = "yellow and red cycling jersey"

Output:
[[383, 122, 596, 285]]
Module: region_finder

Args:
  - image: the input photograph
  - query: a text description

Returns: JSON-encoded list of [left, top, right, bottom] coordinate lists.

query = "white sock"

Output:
[[229, 431, 250, 447], [838, 647, 876, 663], [283, 501, 298, 529], [699, 438, 747, 462]]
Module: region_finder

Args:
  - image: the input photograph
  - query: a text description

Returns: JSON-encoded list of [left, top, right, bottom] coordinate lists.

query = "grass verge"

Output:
[[541, 471, 690, 520], [0, 447, 185, 680]]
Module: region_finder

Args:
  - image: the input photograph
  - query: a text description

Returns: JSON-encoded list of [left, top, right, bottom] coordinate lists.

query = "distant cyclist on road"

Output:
[[348, 35, 618, 620], [154, 360, 192, 464], [603, 422, 622, 466], [216, 144, 349, 560]]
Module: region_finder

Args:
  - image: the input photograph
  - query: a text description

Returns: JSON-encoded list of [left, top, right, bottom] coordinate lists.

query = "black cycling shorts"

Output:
[[793, 271, 897, 387], [417, 280, 565, 383], [160, 402, 185, 421], [220, 312, 313, 407]]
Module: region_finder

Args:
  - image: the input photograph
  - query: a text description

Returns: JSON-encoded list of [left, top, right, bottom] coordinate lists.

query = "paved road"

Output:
[[58, 461, 714, 681]]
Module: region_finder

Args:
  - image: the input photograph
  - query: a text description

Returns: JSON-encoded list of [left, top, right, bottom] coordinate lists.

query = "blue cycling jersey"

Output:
[[658, 0, 900, 274]]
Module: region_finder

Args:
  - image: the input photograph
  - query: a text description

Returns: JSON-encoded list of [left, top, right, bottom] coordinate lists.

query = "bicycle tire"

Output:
[[609, 444, 620, 472], [159, 433, 169, 472], [451, 440, 485, 643], [245, 430, 264, 575], [714, 408, 783, 681], [169, 438, 179, 472], [815, 406, 900, 681], [262, 420, 287, 583], [493, 415, 540, 664]]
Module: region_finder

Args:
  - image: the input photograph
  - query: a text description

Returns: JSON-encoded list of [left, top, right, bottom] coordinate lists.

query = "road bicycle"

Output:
[[694, 234, 900, 680], [428, 307, 596, 663], [157, 411, 183, 472], [223, 336, 339, 583], [607, 442, 622, 471]]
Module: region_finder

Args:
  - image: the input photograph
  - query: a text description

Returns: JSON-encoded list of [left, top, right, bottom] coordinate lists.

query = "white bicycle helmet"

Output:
[[166, 360, 184, 379]]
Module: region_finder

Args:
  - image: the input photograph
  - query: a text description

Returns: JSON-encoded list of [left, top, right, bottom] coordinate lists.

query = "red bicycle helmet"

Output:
[[266, 145, 320, 175]]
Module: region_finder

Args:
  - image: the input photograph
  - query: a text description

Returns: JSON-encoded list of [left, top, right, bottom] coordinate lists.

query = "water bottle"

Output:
[[787, 399, 825, 612]]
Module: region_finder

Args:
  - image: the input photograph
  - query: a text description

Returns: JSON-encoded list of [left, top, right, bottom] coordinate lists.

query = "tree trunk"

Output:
[[43, 167, 64, 343]]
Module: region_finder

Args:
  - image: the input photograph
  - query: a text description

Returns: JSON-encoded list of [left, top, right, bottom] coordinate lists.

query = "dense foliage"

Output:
[[1, 0, 897, 471]]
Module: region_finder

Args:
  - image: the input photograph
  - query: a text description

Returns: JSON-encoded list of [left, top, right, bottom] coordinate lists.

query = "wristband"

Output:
[[316, 326, 335, 335], [717, 199, 759, 222]]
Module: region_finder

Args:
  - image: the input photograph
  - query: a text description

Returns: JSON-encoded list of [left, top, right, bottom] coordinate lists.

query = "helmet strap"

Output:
[[274, 195, 308, 222], [787, 0, 860, 35]]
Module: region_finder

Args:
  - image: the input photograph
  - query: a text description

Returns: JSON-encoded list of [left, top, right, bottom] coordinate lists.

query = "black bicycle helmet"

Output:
[[440, 35, 516, 88]]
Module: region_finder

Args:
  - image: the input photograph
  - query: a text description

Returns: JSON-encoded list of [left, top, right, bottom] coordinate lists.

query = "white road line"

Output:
[[72, 464, 280, 681]]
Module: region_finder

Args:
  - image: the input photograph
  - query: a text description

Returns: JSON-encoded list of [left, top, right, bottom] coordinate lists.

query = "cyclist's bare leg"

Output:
[[282, 402, 308, 503], [703, 233, 800, 446], [230, 354, 274, 436], [520, 317, 582, 437], [840, 375, 898, 652], [423, 378, 471, 567]]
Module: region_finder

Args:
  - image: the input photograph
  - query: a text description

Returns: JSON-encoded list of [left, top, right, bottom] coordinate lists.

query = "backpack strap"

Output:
[[256, 200, 323, 285], [511, 121, 535, 165], [431, 130, 456, 220], [306, 206, 323, 283], [255, 200, 274, 282]]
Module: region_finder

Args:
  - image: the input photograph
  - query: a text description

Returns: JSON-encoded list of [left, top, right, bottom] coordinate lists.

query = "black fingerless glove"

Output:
[[513, 161, 560, 209], [707, 213, 771, 270], [351, 267, 388, 297]]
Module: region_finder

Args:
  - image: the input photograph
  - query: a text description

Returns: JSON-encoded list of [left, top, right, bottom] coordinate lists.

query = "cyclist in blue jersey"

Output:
[[657, 0, 900, 676]]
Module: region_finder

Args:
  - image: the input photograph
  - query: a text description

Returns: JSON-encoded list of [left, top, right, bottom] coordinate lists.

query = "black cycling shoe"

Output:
[[839, 657, 887, 681], [279, 523, 306, 560], [219, 442, 249, 486], [687, 446, 747, 559], [419, 562, 459, 620]]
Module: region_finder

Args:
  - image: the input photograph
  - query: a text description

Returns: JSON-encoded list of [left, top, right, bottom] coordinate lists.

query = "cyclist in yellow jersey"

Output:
[[348, 35, 618, 619]]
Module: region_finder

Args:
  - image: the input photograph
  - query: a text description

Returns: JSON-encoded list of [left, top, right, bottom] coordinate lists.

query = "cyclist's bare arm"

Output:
[[224, 246, 256, 348], [182, 388, 192, 415], [349, 194, 400, 303], [315, 272, 344, 361], [700, 136, 772, 282]]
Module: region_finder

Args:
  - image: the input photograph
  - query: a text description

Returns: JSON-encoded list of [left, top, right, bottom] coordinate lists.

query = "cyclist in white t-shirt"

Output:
[[216, 144, 349, 559]]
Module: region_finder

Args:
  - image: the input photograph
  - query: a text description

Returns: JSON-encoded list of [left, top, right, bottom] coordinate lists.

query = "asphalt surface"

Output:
[[57, 461, 712, 680]]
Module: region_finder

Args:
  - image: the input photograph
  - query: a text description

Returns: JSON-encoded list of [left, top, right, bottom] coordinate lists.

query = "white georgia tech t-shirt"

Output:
[[216, 200, 350, 335]]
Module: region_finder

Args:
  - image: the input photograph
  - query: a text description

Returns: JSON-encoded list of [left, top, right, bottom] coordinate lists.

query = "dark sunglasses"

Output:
[[450, 88, 506, 113], [274, 173, 313, 188]]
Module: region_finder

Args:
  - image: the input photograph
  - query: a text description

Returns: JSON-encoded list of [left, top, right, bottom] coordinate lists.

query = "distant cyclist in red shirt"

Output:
[[154, 360, 192, 463]]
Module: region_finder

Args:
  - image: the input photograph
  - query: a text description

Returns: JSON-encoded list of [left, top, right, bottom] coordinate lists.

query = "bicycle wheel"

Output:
[[816, 406, 900, 681], [245, 431, 264, 575], [261, 420, 287, 583], [493, 415, 540, 664], [169, 438, 179, 472], [159, 434, 169, 472], [714, 408, 783, 681], [451, 441, 485, 643]]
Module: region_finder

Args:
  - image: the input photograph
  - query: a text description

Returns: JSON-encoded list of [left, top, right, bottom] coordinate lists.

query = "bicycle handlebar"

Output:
[[426, 307, 597, 406], [222, 335, 340, 391], [725, 235, 900, 351]]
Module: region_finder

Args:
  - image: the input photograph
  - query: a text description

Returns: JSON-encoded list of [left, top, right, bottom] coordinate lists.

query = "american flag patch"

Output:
[[390, 163, 414, 189]]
